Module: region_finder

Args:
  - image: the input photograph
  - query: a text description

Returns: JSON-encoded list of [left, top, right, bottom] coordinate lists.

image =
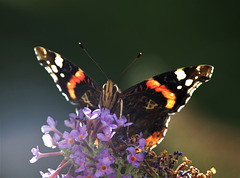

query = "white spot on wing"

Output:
[[196, 65, 201, 71], [175, 69, 187, 81], [36, 55, 41, 61], [55, 54, 64, 68], [177, 85, 182, 90], [60, 73, 65, 78], [51, 65, 58, 73], [42, 48, 47, 56], [185, 79, 193, 86]]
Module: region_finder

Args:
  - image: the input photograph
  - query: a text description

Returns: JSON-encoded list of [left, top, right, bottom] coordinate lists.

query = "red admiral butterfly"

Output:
[[34, 46, 214, 149]]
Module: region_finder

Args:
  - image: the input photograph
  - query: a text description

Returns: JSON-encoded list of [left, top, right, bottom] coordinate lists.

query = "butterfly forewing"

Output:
[[34, 47, 101, 109]]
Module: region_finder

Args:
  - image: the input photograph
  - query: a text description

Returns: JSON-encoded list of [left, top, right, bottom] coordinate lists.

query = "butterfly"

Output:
[[34, 46, 214, 149]]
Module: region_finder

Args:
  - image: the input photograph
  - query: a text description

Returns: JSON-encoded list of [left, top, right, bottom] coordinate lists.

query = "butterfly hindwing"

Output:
[[34, 47, 101, 109]]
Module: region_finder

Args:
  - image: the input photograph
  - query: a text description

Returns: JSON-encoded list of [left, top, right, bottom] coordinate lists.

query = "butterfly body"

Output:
[[34, 46, 213, 149]]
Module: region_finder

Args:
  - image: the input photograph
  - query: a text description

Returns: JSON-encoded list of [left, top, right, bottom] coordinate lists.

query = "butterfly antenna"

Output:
[[115, 52, 142, 82], [78, 42, 109, 80]]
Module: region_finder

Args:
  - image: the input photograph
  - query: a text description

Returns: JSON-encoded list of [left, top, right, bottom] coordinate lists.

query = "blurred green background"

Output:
[[1, 0, 239, 177]]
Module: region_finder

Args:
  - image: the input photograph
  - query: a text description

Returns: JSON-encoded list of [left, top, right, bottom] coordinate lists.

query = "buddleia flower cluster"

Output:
[[30, 107, 216, 178]]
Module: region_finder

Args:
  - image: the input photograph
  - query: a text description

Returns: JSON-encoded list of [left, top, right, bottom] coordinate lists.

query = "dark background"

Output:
[[1, 0, 239, 177]]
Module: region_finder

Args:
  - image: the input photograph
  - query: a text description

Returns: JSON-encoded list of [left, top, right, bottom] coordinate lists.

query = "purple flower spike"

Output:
[[95, 157, 114, 177], [31, 105, 212, 177], [97, 127, 115, 142], [126, 147, 144, 167], [41, 116, 57, 134]]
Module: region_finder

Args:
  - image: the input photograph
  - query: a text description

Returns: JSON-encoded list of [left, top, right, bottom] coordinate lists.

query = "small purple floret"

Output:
[[97, 148, 115, 164], [95, 157, 114, 177], [115, 115, 132, 127], [126, 147, 144, 167], [42, 134, 57, 148], [101, 113, 117, 129], [83, 107, 101, 120], [70, 145, 83, 159], [41, 116, 57, 134], [74, 156, 87, 172], [29, 146, 40, 163], [64, 115, 76, 129], [138, 138, 146, 148], [58, 131, 75, 149], [97, 127, 115, 141]]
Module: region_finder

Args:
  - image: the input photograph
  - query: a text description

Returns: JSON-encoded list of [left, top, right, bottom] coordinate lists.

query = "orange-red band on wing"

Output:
[[146, 131, 161, 147], [146, 78, 176, 109], [146, 127, 168, 149], [67, 69, 85, 99]]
